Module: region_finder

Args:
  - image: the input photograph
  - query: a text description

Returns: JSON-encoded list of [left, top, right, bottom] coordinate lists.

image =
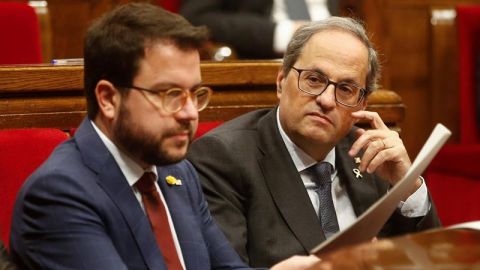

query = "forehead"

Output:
[[296, 29, 369, 82], [135, 41, 201, 87]]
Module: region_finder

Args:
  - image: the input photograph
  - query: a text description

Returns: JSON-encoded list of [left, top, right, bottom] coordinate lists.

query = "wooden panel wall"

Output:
[[0, 61, 404, 132], [46, 0, 149, 60], [358, 0, 480, 157], [32, 0, 479, 157]]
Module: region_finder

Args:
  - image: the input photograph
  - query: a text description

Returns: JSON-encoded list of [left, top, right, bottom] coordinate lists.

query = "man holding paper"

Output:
[[187, 17, 441, 268]]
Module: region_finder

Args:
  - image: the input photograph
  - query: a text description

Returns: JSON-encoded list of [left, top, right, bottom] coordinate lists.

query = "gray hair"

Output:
[[282, 16, 381, 92]]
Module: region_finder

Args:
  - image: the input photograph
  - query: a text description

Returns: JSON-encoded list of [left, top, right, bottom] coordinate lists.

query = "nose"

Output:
[[175, 95, 199, 121], [315, 83, 337, 109]]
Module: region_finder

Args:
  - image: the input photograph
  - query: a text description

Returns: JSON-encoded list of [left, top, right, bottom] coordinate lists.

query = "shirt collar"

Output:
[[276, 108, 335, 172], [91, 120, 157, 187]]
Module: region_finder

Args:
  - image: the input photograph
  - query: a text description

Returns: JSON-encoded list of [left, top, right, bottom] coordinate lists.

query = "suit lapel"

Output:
[[155, 165, 194, 268], [75, 119, 166, 269], [335, 132, 383, 217], [257, 109, 325, 252]]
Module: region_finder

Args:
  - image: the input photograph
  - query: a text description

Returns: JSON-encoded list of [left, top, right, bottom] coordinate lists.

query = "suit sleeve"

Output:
[[187, 135, 251, 263], [10, 173, 128, 270], [182, 161, 250, 269], [371, 177, 441, 238], [180, 0, 277, 58], [384, 194, 441, 237]]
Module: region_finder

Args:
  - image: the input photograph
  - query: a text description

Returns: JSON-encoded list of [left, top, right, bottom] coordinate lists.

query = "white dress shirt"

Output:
[[271, 0, 331, 53], [91, 121, 186, 269], [275, 109, 430, 230]]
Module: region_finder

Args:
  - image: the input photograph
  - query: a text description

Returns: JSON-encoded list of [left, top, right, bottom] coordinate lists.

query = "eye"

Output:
[[337, 83, 357, 96], [194, 87, 210, 98], [165, 88, 184, 98], [303, 72, 326, 86]]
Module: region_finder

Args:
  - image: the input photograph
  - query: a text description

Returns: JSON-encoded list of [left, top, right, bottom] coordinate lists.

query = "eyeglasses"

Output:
[[291, 67, 367, 107], [117, 85, 212, 113]]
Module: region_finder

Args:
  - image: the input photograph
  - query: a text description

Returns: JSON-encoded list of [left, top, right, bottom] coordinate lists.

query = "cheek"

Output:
[[336, 109, 356, 130], [191, 121, 198, 135], [280, 85, 303, 109]]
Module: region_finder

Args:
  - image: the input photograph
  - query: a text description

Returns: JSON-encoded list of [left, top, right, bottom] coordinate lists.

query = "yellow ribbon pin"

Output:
[[165, 175, 182, 186]]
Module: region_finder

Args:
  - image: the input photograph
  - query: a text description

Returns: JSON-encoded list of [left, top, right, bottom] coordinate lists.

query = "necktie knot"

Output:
[[135, 172, 157, 194], [309, 162, 333, 186]]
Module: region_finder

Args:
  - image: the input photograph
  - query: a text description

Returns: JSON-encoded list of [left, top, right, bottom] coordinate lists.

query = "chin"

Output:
[[166, 147, 188, 161]]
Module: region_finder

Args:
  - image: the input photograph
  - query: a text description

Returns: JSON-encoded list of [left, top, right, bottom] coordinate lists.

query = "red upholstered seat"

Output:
[[195, 121, 223, 138], [155, 0, 180, 13], [456, 6, 480, 144], [0, 129, 68, 247], [0, 2, 42, 64], [425, 6, 480, 226]]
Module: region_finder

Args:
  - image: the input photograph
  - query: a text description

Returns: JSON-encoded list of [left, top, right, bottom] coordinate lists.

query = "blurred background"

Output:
[[0, 0, 479, 171]]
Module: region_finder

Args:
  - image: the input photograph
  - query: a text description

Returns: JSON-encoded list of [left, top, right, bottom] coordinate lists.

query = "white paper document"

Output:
[[311, 123, 452, 256], [447, 221, 480, 231]]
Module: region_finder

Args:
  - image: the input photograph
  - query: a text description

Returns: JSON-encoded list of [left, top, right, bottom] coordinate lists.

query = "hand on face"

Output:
[[348, 110, 412, 185]]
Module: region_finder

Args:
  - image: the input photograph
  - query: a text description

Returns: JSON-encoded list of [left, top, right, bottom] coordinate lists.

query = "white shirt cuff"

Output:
[[398, 176, 430, 217], [273, 20, 295, 54]]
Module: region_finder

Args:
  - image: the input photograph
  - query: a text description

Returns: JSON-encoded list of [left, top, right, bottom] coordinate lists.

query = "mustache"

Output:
[[162, 122, 193, 137]]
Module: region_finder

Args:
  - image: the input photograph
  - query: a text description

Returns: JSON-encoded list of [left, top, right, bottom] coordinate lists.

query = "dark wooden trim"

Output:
[[0, 61, 404, 131]]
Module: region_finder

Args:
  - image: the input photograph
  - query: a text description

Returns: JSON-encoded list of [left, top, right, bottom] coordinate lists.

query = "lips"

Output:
[[165, 125, 192, 138], [307, 111, 333, 126], [170, 131, 189, 139]]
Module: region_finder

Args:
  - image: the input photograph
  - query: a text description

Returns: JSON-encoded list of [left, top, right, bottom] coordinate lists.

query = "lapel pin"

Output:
[[165, 175, 182, 186], [353, 168, 363, 179], [354, 157, 361, 164]]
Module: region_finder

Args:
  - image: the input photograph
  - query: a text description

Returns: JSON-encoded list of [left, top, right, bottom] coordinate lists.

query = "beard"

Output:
[[113, 102, 193, 166]]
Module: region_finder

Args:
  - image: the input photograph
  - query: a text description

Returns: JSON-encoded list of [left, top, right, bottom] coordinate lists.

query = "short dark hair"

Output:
[[84, 3, 208, 118], [282, 17, 380, 93]]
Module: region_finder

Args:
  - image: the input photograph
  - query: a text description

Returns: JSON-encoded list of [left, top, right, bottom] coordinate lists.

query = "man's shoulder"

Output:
[[20, 138, 97, 198], [36, 138, 85, 174], [201, 108, 274, 138]]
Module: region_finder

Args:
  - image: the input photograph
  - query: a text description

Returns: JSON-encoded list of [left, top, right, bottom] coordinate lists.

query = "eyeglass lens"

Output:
[[162, 87, 211, 113], [296, 69, 364, 107]]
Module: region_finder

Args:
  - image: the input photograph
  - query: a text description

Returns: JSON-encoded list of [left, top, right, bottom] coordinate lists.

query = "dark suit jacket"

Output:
[[180, 0, 338, 59], [10, 119, 249, 270], [0, 241, 16, 270], [187, 108, 441, 268]]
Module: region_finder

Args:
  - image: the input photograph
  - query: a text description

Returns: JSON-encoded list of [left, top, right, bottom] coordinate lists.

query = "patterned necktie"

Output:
[[135, 172, 183, 270], [309, 162, 339, 239]]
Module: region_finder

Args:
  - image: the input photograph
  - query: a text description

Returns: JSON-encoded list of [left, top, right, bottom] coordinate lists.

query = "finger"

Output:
[[350, 127, 400, 157], [349, 129, 384, 157], [358, 139, 384, 172], [381, 136, 396, 149], [351, 111, 388, 130], [354, 128, 365, 137], [366, 147, 394, 174]]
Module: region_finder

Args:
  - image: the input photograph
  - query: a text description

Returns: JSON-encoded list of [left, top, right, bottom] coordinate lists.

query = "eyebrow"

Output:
[[148, 81, 204, 91], [308, 68, 362, 86]]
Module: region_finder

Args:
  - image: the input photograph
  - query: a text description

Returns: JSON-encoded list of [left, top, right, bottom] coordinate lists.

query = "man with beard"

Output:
[[9, 3, 318, 270]]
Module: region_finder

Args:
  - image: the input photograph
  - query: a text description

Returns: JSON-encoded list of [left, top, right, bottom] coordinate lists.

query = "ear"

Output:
[[276, 69, 286, 99], [95, 80, 121, 120]]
